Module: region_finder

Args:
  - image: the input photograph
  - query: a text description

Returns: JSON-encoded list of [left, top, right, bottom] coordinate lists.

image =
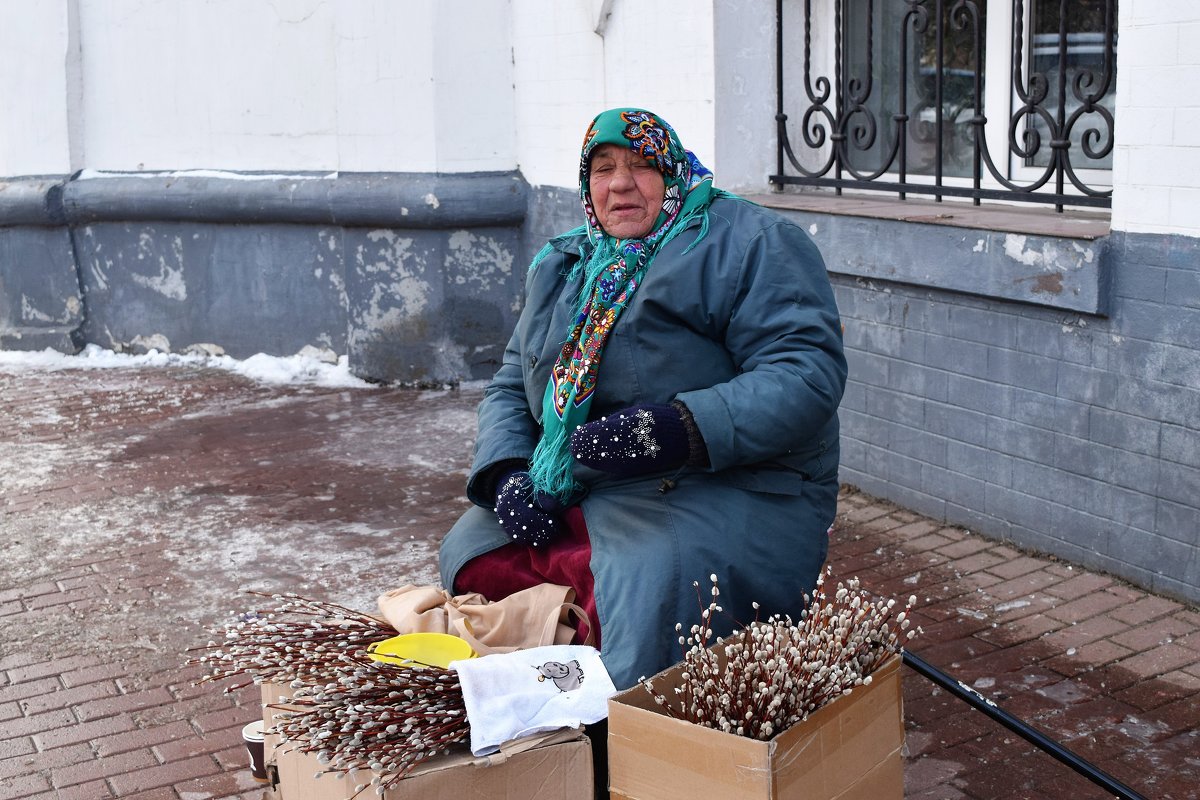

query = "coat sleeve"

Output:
[[674, 218, 847, 471], [463, 243, 581, 508]]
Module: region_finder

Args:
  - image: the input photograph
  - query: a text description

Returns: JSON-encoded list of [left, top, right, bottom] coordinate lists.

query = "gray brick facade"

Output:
[[827, 227, 1199, 603]]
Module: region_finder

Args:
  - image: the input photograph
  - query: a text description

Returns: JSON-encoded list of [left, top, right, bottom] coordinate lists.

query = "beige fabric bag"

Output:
[[376, 584, 592, 656]]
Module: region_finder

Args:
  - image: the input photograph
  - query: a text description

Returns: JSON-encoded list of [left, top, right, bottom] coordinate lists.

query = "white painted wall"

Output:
[[1107, 0, 1200, 237], [1, 0, 720, 183], [0, 4, 72, 175], [2, 0, 514, 174], [511, 0, 716, 190], [712, 0, 777, 193]]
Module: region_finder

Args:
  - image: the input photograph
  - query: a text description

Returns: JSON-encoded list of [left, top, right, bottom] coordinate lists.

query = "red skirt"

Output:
[[453, 506, 599, 648]]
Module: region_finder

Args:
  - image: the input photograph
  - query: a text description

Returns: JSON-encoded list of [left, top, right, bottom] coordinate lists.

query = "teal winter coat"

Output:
[[439, 196, 847, 689]]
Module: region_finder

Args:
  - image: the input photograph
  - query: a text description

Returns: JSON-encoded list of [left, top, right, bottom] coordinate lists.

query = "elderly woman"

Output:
[[439, 108, 846, 690]]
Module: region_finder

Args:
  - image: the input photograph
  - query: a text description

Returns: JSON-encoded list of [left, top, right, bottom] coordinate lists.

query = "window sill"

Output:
[[745, 191, 1111, 316], [744, 192, 1110, 240]]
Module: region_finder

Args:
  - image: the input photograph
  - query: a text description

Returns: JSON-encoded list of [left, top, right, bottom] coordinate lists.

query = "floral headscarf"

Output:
[[528, 108, 720, 501]]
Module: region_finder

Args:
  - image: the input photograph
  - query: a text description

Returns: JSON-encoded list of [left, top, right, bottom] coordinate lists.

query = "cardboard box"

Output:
[[607, 653, 904, 800], [259, 683, 594, 800]]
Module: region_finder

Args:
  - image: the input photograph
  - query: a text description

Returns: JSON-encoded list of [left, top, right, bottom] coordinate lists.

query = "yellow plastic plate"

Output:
[[366, 632, 476, 669]]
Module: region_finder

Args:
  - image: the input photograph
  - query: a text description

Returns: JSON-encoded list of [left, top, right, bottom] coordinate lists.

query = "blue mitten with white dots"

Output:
[[494, 470, 564, 547], [568, 403, 696, 477]]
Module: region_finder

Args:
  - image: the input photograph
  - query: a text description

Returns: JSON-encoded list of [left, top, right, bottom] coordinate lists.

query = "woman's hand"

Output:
[[494, 470, 564, 547], [568, 403, 695, 477]]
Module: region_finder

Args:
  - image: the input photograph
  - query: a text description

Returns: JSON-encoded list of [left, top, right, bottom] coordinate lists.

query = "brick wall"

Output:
[[833, 229, 1200, 603]]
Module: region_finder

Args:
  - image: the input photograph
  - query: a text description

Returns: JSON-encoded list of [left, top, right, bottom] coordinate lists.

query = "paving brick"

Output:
[[119, 789, 183, 800], [1043, 591, 1127, 623], [24, 587, 99, 611], [3, 743, 96, 781], [982, 569, 1061, 602], [0, 736, 36, 760], [0, 650, 42, 672], [34, 713, 138, 750], [22, 779, 116, 800], [985, 556, 1047, 580], [58, 661, 132, 689], [6, 655, 104, 685], [1109, 594, 1185, 625], [1042, 571, 1116, 600], [1115, 673, 1200, 711], [935, 537, 992, 559], [889, 520, 942, 540], [1116, 643, 1200, 679], [106, 754, 221, 796], [1110, 619, 1191, 651], [0, 676, 61, 705], [974, 609, 1060, 647], [0, 700, 20, 721], [170, 768, 265, 799], [153, 722, 252, 763], [93, 719, 196, 759], [18, 679, 120, 716], [905, 532, 957, 552], [73, 687, 175, 722], [51, 743, 157, 789], [1042, 614, 1131, 649], [840, 503, 894, 524], [0, 772, 53, 799], [191, 705, 260, 736], [903, 756, 967, 795], [5, 582, 59, 602], [1, 708, 75, 739]]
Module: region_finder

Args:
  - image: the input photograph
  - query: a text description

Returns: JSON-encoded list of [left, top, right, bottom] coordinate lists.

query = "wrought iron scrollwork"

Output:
[[773, 0, 1116, 211]]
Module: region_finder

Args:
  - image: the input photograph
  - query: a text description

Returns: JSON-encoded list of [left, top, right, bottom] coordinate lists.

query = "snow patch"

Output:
[[0, 344, 372, 389]]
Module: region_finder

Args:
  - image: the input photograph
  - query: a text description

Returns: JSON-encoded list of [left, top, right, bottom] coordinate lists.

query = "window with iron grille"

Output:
[[772, 0, 1117, 211]]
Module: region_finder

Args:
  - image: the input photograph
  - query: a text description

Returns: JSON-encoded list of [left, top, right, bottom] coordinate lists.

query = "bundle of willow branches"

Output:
[[187, 592, 470, 795], [188, 591, 401, 691], [273, 656, 469, 796], [643, 570, 918, 741]]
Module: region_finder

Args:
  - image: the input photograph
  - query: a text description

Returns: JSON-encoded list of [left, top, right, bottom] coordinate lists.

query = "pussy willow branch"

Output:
[[644, 570, 920, 741], [187, 592, 470, 796]]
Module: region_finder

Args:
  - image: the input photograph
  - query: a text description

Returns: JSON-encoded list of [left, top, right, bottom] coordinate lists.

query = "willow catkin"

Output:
[[642, 570, 919, 741]]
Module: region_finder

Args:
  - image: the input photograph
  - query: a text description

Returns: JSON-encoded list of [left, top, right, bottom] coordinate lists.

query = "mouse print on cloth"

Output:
[[535, 659, 584, 692]]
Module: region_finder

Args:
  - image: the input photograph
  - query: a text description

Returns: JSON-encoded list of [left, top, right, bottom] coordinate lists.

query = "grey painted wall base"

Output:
[[1, 172, 528, 384], [0, 224, 84, 352]]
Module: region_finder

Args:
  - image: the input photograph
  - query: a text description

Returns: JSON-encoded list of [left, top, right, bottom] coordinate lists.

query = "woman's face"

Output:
[[589, 143, 666, 239]]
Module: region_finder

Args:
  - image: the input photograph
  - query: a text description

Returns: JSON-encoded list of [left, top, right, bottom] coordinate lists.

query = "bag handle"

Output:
[[552, 602, 595, 648], [451, 602, 596, 656]]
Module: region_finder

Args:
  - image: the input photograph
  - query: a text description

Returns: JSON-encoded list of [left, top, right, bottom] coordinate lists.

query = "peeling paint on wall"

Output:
[[130, 232, 187, 301], [446, 230, 514, 292], [360, 230, 430, 315], [21, 294, 76, 325], [1003, 234, 1045, 267]]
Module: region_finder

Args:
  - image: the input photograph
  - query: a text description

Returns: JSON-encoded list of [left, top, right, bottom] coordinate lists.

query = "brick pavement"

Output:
[[1, 361, 1197, 799]]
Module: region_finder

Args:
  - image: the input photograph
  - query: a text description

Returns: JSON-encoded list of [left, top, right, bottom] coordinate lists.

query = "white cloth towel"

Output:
[[451, 644, 616, 756]]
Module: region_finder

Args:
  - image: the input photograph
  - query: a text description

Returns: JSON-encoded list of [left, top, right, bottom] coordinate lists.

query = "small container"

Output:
[[366, 632, 477, 669], [241, 720, 268, 782]]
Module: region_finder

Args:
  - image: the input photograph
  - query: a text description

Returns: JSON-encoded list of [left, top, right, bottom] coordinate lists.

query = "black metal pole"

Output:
[[902, 650, 1149, 800]]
